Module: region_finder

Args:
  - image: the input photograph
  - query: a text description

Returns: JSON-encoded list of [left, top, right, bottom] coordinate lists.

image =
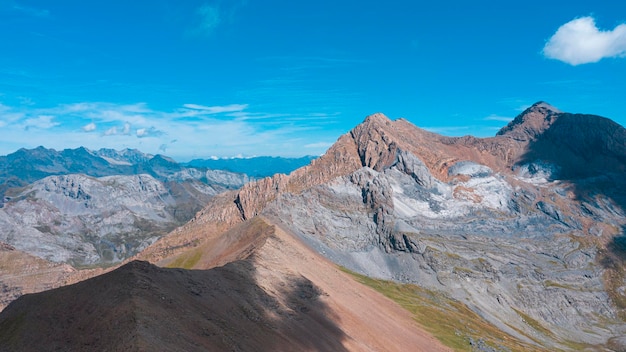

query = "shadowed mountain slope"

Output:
[[1, 102, 624, 351], [136, 102, 626, 350], [0, 217, 449, 352]]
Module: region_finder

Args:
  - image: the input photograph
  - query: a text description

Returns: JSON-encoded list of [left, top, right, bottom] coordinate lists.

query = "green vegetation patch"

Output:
[[167, 248, 203, 270], [341, 267, 548, 352], [511, 308, 554, 339]]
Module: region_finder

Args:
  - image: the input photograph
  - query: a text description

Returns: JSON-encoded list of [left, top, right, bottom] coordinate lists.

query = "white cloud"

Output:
[[24, 115, 58, 129], [183, 103, 248, 113], [543, 16, 626, 65], [304, 142, 333, 149], [104, 126, 117, 136], [0, 100, 338, 159], [423, 126, 472, 135], [484, 114, 512, 122], [82, 122, 96, 132], [135, 127, 164, 138]]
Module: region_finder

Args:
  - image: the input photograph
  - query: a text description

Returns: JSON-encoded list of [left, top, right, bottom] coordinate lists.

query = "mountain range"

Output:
[[0, 147, 254, 267], [1, 102, 625, 351]]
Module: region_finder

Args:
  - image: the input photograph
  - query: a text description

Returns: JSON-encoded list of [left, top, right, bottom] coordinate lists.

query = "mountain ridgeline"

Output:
[[1, 102, 625, 351], [0, 147, 257, 266]]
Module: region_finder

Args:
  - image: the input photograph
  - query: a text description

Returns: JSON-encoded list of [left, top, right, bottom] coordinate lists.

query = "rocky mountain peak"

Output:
[[496, 101, 561, 141], [104, 105, 626, 350], [362, 112, 392, 124], [350, 113, 416, 172], [529, 101, 561, 112]]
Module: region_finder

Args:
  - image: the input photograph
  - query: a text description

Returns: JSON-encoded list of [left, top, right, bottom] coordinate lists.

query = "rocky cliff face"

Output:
[[0, 151, 253, 311], [0, 146, 251, 207], [0, 173, 246, 265], [140, 102, 626, 350], [0, 146, 252, 266]]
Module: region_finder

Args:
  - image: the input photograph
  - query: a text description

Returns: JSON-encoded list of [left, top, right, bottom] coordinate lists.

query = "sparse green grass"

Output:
[[597, 240, 626, 321], [340, 267, 548, 352], [71, 260, 120, 270], [166, 248, 203, 269], [511, 308, 554, 339], [543, 280, 575, 290]]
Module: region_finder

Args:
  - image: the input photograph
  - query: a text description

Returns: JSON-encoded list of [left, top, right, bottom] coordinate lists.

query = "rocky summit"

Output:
[[1, 102, 625, 351]]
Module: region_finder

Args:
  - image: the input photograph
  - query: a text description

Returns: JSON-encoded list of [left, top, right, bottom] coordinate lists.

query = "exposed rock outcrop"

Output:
[[0, 218, 450, 352], [3, 102, 625, 351], [140, 103, 626, 350]]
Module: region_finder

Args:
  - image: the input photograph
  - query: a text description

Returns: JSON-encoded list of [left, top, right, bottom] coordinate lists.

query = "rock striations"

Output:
[[0, 218, 449, 352], [137, 102, 626, 350], [0, 147, 252, 267], [1, 102, 625, 351]]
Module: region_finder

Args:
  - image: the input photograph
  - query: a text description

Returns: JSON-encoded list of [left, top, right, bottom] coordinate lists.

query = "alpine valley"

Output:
[[1, 102, 625, 351]]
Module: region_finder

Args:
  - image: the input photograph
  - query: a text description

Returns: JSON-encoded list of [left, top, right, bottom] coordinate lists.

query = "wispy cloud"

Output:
[[0, 1, 49, 17], [423, 126, 473, 135], [23, 115, 58, 129], [182, 103, 248, 113], [182, 1, 247, 38], [543, 16, 626, 65], [484, 114, 512, 122], [422, 124, 504, 138], [191, 3, 221, 36], [136, 127, 165, 138], [304, 142, 333, 149], [82, 122, 96, 132], [13, 4, 49, 17], [104, 126, 117, 136], [0, 101, 339, 159]]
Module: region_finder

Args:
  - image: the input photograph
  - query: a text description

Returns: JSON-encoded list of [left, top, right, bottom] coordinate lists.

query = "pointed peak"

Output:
[[363, 112, 392, 124], [496, 102, 561, 140], [526, 101, 561, 114]]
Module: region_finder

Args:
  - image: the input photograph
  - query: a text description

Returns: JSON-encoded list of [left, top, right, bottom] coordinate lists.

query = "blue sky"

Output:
[[1, 1, 625, 160]]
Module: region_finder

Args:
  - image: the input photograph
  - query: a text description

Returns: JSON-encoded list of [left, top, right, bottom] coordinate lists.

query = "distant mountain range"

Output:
[[0, 146, 313, 266], [0, 147, 250, 266], [1, 102, 626, 351], [185, 155, 317, 178]]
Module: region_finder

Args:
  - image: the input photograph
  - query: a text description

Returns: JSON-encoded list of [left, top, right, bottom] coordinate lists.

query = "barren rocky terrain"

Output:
[[0, 147, 251, 267], [138, 102, 626, 350], [0, 217, 449, 351], [1, 102, 625, 351]]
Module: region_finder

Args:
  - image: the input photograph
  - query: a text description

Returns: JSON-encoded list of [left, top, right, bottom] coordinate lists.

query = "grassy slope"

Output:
[[341, 268, 550, 352]]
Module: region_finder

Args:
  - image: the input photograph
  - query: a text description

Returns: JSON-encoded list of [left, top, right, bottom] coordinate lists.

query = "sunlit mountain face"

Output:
[[4, 104, 621, 350]]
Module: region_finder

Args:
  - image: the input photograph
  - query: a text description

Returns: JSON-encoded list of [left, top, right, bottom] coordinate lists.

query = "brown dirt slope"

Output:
[[0, 217, 449, 351], [0, 243, 75, 311]]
